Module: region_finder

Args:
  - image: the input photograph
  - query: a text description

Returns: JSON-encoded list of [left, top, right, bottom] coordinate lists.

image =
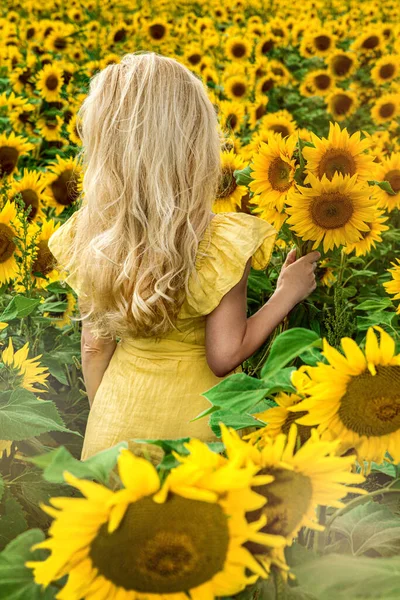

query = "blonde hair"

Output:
[[63, 51, 224, 341]]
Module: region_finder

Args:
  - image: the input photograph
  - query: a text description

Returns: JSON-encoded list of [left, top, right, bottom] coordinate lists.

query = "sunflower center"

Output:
[[310, 192, 354, 229], [268, 124, 290, 137], [188, 53, 201, 65], [338, 365, 400, 436], [314, 35, 331, 51], [379, 102, 395, 119], [244, 467, 313, 553], [261, 40, 274, 53], [226, 113, 238, 129], [88, 494, 229, 593], [385, 169, 400, 193], [231, 43, 246, 58], [231, 82, 246, 97], [217, 167, 237, 198], [149, 24, 166, 40], [114, 28, 127, 43], [12, 189, 39, 221], [46, 75, 59, 91], [32, 240, 56, 276], [0, 146, 19, 176], [380, 64, 395, 79], [256, 104, 267, 120], [261, 78, 274, 93], [318, 149, 357, 180], [314, 74, 331, 90], [332, 55, 353, 77], [0, 223, 17, 262], [268, 158, 292, 192], [50, 169, 79, 205], [362, 35, 379, 49], [332, 94, 353, 115]]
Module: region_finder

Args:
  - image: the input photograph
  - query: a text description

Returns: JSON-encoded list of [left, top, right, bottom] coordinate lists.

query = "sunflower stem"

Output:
[[315, 505, 326, 554]]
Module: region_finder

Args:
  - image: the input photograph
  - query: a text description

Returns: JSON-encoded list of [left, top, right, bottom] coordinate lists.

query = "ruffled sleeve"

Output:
[[181, 212, 277, 318], [47, 209, 83, 296]]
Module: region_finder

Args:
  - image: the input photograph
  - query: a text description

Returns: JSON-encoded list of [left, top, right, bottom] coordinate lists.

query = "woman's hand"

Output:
[[276, 248, 321, 306]]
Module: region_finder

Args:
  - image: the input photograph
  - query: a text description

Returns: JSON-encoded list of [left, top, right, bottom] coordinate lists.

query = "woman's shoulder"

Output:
[[180, 211, 277, 318]]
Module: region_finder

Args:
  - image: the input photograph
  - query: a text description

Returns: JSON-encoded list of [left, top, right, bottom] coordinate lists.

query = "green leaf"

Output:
[[357, 311, 395, 331], [368, 180, 396, 195], [190, 373, 270, 422], [25, 442, 128, 486], [258, 367, 297, 394], [0, 490, 28, 550], [0, 528, 60, 599], [355, 298, 393, 311], [209, 410, 264, 437], [0, 296, 41, 321], [328, 501, 400, 557], [261, 328, 321, 378], [234, 164, 253, 186], [40, 354, 68, 385], [0, 389, 81, 441], [293, 553, 400, 599]]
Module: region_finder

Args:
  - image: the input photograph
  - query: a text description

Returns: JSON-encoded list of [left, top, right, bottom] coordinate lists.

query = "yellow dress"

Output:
[[47, 210, 277, 466]]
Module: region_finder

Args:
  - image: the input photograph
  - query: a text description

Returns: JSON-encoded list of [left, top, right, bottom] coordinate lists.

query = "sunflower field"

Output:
[[1, 0, 400, 598]]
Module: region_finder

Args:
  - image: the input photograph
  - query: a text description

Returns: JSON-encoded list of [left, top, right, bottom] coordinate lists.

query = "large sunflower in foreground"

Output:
[[26, 442, 286, 599], [220, 423, 365, 576], [303, 122, 375, 183], [289, 326, 400, 469], [248, 134, 297, 211], [383, 258, 400, 314], [285, 172, 377, 252]]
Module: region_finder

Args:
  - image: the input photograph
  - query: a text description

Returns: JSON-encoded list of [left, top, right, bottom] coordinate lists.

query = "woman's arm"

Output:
[[205, 249, 320, 377], [81, 325, 117, 408]]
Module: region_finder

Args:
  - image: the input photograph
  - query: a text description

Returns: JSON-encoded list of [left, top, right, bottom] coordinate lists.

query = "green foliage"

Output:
[[324, 285, 357, 347]]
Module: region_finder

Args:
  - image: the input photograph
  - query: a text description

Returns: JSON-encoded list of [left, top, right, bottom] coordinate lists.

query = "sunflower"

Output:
[[183, 44, 204, 70], [225, 36, 252, 62], [268, 60, 291, 85], [326, 88, 358, 121], [247, 94, 269, 129], [35, 63, 64, 102], [285, 172, 377, 253], [0, 199, 24, 285], [371, 151, 400, 212], [220, 422, 365, 575], [371, 54, 400, 85], [289, 327, 400, 470], [302, 29, 337, 58], [255, 72, 278, 95], [1, 336, 50, 394], [343, 207, 389, 256], [42, 155, 83, 215], [9, 100, 36, 135], [214, 149, 249, 212], [371, 93, 400, 125], [261, 110, 297, 139], [383, 258, 400, 314], [43, 291, 77, 329], [318, 258, 337, 287], [219, 100, 245, 132], [352, 28, 386, 54], [43, 22, 76, 54], [107, 21, 132, 46], [303, 122, 375, 183], [145, 19, 170, 43], [224, 74, 250, 100], [8, 168, 50, 222], [327, 51, 358, 80], [36, 113, 64, 142], [0, 131, 35, 178], [304, 70, 335, 96], [240, 129, 279, 162], [248, 134, 297, 212], [66, 113, 82, 146], [25, 443, 286, 598], [255, 32, 279, 59], [242, 392, 313, 445]]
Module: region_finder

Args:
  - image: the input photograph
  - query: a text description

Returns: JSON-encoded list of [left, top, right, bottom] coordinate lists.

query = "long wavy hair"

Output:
[[61, 51, 224, 341]]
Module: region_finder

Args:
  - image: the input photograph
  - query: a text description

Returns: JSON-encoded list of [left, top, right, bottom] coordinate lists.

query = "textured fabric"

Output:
[[47, 211, 277, 466]]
